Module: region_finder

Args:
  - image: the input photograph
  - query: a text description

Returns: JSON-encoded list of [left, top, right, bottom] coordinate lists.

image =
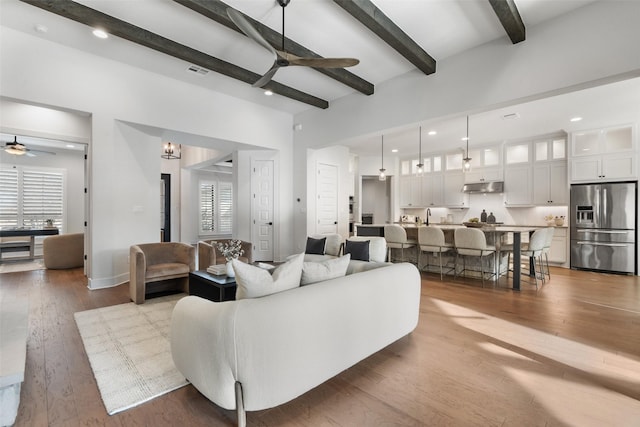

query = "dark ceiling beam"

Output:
[[488, 0, 526, 44], [173, 0, 374, 96], [332, 0, 436, 75], [20, 0, 329, 109]]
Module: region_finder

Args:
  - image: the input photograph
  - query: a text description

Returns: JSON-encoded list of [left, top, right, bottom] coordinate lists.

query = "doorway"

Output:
[[361, 176, 391, 224], [160, 173, 171, 242]]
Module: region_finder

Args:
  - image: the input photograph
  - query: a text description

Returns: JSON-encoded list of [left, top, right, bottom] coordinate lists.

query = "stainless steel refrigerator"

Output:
[[570, 182, 637, 274]]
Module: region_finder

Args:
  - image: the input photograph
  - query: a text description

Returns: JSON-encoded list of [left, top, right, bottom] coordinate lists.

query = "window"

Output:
[[199, 180, 233, 234], [0, 165, 65, 229]]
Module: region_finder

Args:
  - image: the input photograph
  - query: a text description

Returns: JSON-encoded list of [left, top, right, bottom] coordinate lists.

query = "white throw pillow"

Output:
[[233, 253, 304, 299], [301, 253, 351, 286]]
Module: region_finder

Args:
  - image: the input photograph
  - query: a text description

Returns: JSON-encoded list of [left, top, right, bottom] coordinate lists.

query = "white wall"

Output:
[[1, 27, 294, 288]]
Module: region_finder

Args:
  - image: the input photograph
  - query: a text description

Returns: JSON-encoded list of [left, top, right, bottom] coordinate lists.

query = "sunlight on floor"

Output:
[[431, 298, 640, 424]]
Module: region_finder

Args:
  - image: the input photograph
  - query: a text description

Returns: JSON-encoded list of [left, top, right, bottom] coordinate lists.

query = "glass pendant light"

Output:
[[379, 135, 386, 181], [462, 116, 472, 172], [416, 126, 424, 177]]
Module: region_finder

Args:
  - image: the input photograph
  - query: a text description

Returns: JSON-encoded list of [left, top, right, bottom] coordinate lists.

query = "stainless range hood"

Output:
[[462, 181, 504, 193]]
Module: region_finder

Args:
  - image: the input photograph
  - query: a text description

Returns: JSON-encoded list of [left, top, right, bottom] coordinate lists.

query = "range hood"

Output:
[[462, 181, 504, 193]]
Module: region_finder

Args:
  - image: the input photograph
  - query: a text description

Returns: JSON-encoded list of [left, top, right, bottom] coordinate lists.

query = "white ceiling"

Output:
[[3, 0, 638, 158]]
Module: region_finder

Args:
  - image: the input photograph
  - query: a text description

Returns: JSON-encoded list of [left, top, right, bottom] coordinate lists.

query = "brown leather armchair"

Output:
[[129, 242, 195, 304], [197, 239, 252, 270]]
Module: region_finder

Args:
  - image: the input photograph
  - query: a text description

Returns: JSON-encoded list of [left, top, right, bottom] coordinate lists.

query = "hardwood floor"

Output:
[[3, 266, 640, 426]]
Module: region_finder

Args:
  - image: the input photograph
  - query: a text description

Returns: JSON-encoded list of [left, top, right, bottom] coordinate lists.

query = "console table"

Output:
[[0, 228, 59, 261]]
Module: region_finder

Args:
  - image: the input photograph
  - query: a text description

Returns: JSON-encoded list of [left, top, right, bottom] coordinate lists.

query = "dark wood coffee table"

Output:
[[189, 270, 237, 302]]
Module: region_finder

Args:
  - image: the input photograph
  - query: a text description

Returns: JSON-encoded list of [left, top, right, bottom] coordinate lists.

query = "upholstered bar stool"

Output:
[[502, 227, 548, 289], [454, 227, 496, 287], [418, 226, 453, 280], [384, 224, 417, 263]]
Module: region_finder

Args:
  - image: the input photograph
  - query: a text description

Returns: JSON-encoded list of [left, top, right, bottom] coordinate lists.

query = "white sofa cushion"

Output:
[[233, 253, 304, 299], [308, 233, 344, 257], [301, 254, 351, 285]]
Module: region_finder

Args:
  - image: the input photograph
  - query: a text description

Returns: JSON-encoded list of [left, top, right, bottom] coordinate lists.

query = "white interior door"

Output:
[[317, 163, 338, 234], [251, 159, 274, 261]]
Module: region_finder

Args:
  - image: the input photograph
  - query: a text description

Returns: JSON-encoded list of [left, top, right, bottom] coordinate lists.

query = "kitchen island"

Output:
[[356, 223, 548, 290]]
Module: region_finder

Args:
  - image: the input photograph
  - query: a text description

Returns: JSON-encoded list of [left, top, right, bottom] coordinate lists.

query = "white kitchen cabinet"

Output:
[[464, 168, 503, 184], [533, 162, 568, 205], [570, 124, 637, 182], [443, 173, 468, 208], [422, 173, 444, 207], [570, 153, 636, 182], [503, 165, 532, 206], [400, 176, 422, 207], [548, 227, 567, 264]]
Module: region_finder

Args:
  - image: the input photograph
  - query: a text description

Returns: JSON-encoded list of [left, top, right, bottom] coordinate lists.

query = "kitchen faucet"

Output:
[[426, 208, 431, 226]]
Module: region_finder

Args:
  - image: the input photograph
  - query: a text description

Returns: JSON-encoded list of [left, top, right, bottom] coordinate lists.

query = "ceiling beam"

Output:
[[20, 0, 329, 109], [488, 0, 526, 44], [332, 0, 436, 75], [173, 0, 374, 96]]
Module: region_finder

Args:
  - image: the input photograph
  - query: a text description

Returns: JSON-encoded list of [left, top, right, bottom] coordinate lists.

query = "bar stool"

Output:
[[384, 224, 417, 263], [502, 228, 548, 289], [454, 227, 496, 287], [540, 227, 555, 281], [418, 226, 453, 280]]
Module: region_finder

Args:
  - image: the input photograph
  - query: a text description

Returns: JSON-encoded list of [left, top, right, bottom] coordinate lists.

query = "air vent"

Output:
[[502, 113, 520, 120], [186, 65, 209, 76]]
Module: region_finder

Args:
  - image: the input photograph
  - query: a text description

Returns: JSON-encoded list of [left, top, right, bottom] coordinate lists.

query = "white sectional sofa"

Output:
[[170, 262, 421, 426]]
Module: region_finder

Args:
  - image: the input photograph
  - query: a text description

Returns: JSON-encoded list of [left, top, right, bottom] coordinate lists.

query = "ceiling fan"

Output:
[[227, 0, 360, 88], [3, 136, 56, 157]]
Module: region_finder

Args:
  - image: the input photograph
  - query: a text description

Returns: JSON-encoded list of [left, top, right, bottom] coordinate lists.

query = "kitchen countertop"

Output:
[[357, 223, 568, 228]]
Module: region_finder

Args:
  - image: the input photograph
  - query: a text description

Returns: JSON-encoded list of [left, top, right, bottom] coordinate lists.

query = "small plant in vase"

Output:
[[544, 214, 555, 226], [216, 239, 245, 277]]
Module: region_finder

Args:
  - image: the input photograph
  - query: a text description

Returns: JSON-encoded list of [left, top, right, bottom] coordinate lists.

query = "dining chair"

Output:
[[454, 227, 496, 287], [384, 224, 417, 263], [502, 228, 548, 289], [418, 226, 453, 280]]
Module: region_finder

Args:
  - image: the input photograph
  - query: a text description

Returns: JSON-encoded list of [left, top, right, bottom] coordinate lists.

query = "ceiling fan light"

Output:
[[5, 146, 26, 155]]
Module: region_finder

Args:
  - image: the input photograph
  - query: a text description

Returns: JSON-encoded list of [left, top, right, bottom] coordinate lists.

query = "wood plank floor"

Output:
[[3, 266, 640, 426]]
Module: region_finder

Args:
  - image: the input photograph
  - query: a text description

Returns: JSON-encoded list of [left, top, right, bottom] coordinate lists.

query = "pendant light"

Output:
[[416, 126, 424, 177], [379, 135, 386, 181], [162, 142, 181, 160], [462, 116, 472, 172]]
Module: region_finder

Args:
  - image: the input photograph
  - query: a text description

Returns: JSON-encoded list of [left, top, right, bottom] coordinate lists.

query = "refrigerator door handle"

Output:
[[576, 241, 630, 247], [602, 187, 607, 226], [576, 229, 629, 234]]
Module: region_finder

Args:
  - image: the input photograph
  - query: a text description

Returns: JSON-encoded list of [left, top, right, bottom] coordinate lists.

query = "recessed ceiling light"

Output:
[[570, 116, 583, 122], [428, 130, 437, 136], [391, 149, 398, 153], [34, 24, 48, 34], [264, 89, 273, 96], [92, 29, 108, 39], [461, 137, 469, 141], [66, 144, 75, 148]]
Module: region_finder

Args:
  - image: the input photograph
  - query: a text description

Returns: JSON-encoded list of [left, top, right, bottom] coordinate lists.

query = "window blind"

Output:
[[199, 179, 233, 234]]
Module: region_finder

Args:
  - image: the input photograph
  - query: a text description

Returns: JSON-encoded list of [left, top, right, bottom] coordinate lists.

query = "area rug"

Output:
[[0, 258, 45, 274], [74, 293, 188, 415]]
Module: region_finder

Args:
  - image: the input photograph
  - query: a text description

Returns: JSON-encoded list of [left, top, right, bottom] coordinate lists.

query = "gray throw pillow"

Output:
[[305, 237, 326, 255], [344, 239, 370, 262]]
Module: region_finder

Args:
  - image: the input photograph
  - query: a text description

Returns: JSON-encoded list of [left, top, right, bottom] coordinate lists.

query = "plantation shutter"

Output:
[[22, 169, 64, 228], [200, 181, 216, 233], [218, 182, 233, 234], [0, 168, 19, 228]]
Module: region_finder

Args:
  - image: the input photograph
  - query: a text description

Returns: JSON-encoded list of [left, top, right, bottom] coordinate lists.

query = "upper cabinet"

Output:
[[570, 125, 636, 182], [463, 145, 503, 183]]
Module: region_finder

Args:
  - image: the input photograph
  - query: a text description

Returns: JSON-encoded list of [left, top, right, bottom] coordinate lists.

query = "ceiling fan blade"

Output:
[[279, 51, 359, 68], [227, 8, 277, 57], [252, 62, 281, 88], [28, 149, 57, 156]]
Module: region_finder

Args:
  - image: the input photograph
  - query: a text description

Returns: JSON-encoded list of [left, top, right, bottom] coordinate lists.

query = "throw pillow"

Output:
[[301, 254, 351, 286], [305, 237, 326, 255], [344, 239, 370, 262], [233, 253, 304, 299]]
